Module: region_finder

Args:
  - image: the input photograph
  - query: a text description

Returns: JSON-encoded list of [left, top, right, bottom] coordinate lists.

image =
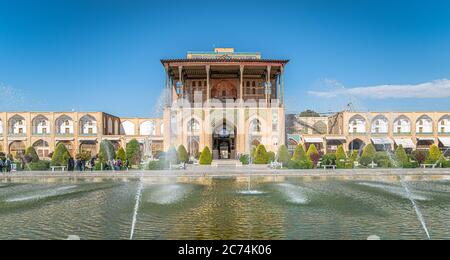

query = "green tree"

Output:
[[349, 150, 359, 163], [299, 110, 321, 117], [98, 140, 116, 165], [177, 145, 189, 163], [126, 139, 142, 166], [254, 144, 269, 164], [25, 147, 40, 163], [76, 151, 91, 161], [306, 144, 320, 167], [292, 144, 307, 162], [359, 144, 376, 166], [116, 147, 127, 162], [277, 145, 291, 165], [361, 144, 376, 159], [266, 151, 276, 163], [335, 145, 347, 168], [428, 144, 442, 163], [51, 143, 70, 166], [395, 145, 409, 167], [199, 146, 213, 165]]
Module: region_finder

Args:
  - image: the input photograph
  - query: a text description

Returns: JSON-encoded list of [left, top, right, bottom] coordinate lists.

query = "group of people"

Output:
[[0, 157, 13, 173], [65, 157, 130, 171], [104, 158, 130, 171], [67, 157, 96, 171]]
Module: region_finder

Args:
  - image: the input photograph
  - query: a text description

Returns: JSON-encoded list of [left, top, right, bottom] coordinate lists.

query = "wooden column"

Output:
[[165, 64, 171, 106], [206, 65, 211, 104], [266, 65, 272, 107], [281, 66, 285, 106], [240, 65, 244, 103], [178, 66, 183, 99]]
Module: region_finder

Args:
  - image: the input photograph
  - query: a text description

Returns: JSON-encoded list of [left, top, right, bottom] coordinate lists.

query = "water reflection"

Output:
[[0, 176, 449, 240]]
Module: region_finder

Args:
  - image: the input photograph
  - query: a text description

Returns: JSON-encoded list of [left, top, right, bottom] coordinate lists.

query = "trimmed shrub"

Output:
[[335, 145, 347, 168], [28, 160, 51, 171], [442, 160, 450, 168], [76, 151, 91, 161], [321, 153, 336, 166], [116, 148, 127, 162], [267, 151, 276, 163], [374, 152, 393, 168], [126, 139, 142, 166], [177, 145, 189, 163], [148, 160, 164, 170], [404, 161, 419, 168], [287, 159, 313, 169], [277, 145, 291, 166], [292, 145, 307, 162], [395, 145, 409, 168], [199, 146, 213, 165], [359, 144, 376, 166], [25, 147, 40, 163], [51, 143, 70, 166], [254, 144, 269, 164], [413, 150, 428, 165], [428, 145, 442, 163], [349, 150, 359, 163], [239, 154, 250, 165], [306, 144, 320, 167]]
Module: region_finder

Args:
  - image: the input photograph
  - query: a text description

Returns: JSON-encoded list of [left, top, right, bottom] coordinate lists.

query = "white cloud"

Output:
[[308, 79, 450, 99]]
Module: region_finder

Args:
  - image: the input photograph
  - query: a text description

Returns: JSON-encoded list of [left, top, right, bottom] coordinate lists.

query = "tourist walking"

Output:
[[116, 159, 122, 170], [125, 159, 129, 171], [90, 158, 95, 172], [68, 157, 74, 171], [5, 158, 11, 173], [0, 159, 4, 173]]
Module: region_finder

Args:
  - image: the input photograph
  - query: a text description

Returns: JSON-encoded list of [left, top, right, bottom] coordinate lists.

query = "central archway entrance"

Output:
[[212, 120, 236, 160]]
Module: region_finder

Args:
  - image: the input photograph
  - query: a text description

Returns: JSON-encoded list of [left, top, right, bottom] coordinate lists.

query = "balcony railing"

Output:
[[56, 133, 75, 137], [416, 132, 434, 135], [393, 132, 412, 135], [32, 132, 51, 136], [79, 133, 98, 137]]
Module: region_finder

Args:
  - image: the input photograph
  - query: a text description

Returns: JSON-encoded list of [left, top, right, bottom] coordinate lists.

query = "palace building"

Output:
[[161, 48, 288, 159], [1, 48, 449, 161]]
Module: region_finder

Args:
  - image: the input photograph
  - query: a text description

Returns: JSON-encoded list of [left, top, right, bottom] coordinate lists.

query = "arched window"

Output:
[[33, 140, 50, 158], [438, 115, 450, 133], [140, 121, 156, 136], [8, 115, 26, 135], [348, 115, 366, 134], [250, 119, 262, 133], [0, 119, 3, 135], [393, 115, 411, 134], [121, 121, 135, 136], [9, 141, 26, 158], [80, 115, 97, 135], [416, 115, 433, 134], [312, 121, 327, 135], [56, 115, 74, 135], [32, 115, 50, 135], [187, 118, 200, 132], [371, 115, 389, 134]]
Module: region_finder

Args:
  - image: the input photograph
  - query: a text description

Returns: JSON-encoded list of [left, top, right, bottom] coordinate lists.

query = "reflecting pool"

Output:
[[1, 175, 450, 240]]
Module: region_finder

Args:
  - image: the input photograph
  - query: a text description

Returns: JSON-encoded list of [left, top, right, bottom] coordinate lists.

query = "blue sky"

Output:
[[1, 0, 450, 117]]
